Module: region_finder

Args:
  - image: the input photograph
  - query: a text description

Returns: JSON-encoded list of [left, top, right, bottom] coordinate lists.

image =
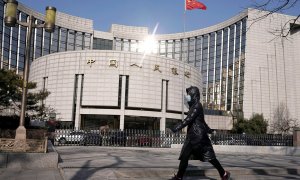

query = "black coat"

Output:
[[172, 86, 216, 161]]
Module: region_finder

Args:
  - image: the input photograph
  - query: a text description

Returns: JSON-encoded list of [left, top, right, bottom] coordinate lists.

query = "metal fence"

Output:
[[53, 129, 293, 147], [210, 133, 293, 146], [54, 129, 185, 148]]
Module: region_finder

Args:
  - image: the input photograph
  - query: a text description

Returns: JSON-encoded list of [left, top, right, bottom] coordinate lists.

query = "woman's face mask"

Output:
[[185, 95, 191, 102]]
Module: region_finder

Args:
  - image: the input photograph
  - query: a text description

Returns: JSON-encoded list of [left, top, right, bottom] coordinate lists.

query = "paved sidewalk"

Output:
[[1, 146, 300, 180], [0, 168, 63, 180], [0, 140, 62, 180], [57, 146, 300, 180]]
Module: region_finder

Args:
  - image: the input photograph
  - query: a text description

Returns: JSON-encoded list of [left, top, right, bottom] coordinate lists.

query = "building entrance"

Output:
[[124, 116, 160, 130], [81, 114, 119, 130]]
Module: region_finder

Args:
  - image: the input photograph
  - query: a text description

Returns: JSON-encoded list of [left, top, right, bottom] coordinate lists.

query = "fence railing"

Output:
[[54, 129, 186, 148], [53, 129, 293, 147], [210, 133, 293, 146]]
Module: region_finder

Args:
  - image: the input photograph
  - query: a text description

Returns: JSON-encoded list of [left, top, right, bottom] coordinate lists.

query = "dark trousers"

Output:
[[176, 142, 225, 178]]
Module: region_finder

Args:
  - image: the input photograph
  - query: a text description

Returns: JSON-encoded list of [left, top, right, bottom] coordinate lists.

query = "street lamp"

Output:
[[4, 0, 56, 139]]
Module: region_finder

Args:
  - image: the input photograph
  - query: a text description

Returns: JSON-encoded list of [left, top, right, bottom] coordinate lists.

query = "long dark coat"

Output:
[[172, 86, 216, 162]]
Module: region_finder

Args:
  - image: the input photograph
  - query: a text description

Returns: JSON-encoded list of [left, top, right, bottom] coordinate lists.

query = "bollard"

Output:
[[293, 127, 300, 147]]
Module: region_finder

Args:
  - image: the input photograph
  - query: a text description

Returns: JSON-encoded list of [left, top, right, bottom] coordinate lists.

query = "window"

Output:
[[35, 20, 43, 58], [115, 38, 122, 51], [59, 28, 67, 52], [208, 33, 215, 71], [75, 32, 83, 50], [3, 23, 11, 69], [235, 22, 241, 61], [228, 25, 235, 65], [50, 26, 59, 53], [174, 39, 181, 60], [123, 39, 129, 51], [159, 40, 166, 57], [93, 38, 113, 50], [181, 39, 188, 62], [195, 36, 202, 68], [241, 17, 247, 54], [167, 40, 173, 58], [43, 30, 51, 55], [130, 40, 138, 52], [188, 38, 195, 64], [222, 28, 228, 67], [18, 13, 27, 72], [84, 33, 91, 50], [201, 35, 209, 73], [11, 13, 19, 69], [67, 30, 75, 51]]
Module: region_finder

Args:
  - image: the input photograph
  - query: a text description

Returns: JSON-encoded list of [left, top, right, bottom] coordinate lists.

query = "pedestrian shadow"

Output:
[[252, 168, 300, 179], [69, 153, 125, 180], [219, 154, 300, 179]]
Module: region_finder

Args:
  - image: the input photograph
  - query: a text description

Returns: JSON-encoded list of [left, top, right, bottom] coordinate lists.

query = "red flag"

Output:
[[185, 0, 207, 10]]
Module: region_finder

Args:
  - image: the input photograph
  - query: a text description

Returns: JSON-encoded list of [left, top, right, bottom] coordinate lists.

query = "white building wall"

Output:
[[244, 9, 300, 127], [292, 27, 300, 124], [18, 3, 94, 33], [126, 55, 162, 109], [81, 52, 120, 107], [29, 50, 205, 128]]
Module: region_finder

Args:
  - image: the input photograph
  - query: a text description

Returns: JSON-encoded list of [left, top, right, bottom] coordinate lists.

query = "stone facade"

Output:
[[244, 9, 300, 127], [29, 50, 221, 130]]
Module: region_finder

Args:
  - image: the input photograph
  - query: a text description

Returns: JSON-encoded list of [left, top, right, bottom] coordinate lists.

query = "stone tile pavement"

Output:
[[57, 146, 300, 180], [1, 146, 300, 180], [0, 168, 63, 180]]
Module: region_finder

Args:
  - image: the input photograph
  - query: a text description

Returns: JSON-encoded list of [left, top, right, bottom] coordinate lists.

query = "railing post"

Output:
[[293, 127, 300, 147]]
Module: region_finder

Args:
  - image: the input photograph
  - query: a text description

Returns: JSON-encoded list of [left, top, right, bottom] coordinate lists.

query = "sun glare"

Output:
[[140, 36, 157, 54]]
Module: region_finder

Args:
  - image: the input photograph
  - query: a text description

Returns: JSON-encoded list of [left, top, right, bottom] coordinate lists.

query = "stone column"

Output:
[[293, 127, 300, 147], [119, 75, 126, 130], [160, 80, 167, 131], [160, 117, 166, 132], [74, 75, 82, 130]]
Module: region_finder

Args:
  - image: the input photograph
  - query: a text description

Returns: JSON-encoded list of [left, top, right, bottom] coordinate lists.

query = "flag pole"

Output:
[[181, 0, 207, 127], [181, 0, 187, 122]]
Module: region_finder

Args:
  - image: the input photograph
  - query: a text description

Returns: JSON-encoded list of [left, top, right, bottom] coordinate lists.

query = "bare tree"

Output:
[[270, 102, 298, 134], [249, 0, 300, 37]]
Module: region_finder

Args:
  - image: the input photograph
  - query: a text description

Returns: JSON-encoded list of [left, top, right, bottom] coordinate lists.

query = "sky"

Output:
[[17, 0, 300, 34]]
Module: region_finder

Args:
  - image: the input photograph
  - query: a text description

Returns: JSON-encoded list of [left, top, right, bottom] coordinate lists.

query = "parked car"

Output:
[[108, 131, 127, 146], [55, 131, 86, 144], [135, 135, 162, 147], [137, 135, 152, 146], [80, 133, 102, 146]]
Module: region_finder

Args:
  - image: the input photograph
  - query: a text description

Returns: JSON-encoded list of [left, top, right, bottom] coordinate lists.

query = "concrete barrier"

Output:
[[0, 140, 58, 169], [171, 144, 300, 156], [294, 128, 300, 147]]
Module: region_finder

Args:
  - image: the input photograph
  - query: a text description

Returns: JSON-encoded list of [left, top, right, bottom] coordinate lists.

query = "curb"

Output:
[[0, 141, 58, 169]]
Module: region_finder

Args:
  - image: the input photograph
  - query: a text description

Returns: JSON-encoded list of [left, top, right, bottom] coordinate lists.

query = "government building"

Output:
[[1, 1, 299, 131]]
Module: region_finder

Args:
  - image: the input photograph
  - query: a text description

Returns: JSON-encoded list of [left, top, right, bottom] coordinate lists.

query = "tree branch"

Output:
[[247, 0, 300, 38]]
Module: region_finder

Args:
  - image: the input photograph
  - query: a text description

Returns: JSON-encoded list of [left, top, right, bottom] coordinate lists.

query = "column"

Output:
[[119, 75, 126, 130], [293, 128, 300, 147], [160, 117, 166, 132], [74, 75, 82, 129], [160, 80, 167, 131]]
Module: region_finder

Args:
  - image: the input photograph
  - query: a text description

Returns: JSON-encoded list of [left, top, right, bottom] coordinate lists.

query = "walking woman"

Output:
[[170, 86, 230, 180]]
